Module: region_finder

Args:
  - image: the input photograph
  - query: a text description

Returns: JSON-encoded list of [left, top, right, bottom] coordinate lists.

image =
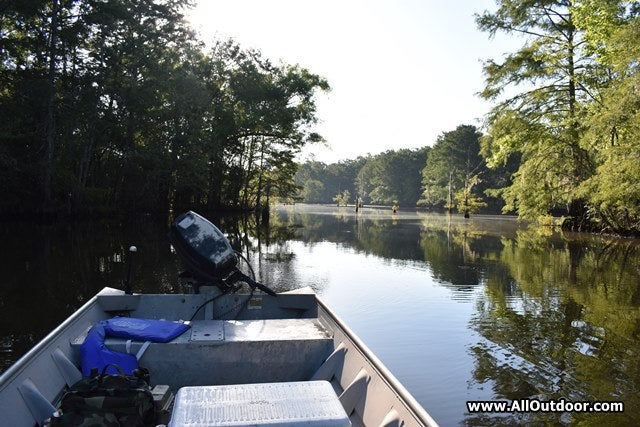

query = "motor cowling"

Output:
[[168, 211, 237, 283]]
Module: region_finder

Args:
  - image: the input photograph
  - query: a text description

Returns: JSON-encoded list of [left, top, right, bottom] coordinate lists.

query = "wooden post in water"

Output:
[[448, 171, 453, 214]]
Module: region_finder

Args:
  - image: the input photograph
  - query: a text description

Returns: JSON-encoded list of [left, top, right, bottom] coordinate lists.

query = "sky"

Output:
[[186, 0, 521, 164]]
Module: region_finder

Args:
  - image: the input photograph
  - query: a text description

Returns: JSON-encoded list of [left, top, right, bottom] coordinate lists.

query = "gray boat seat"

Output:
[[51, 348, 82, 387], [17, 379, 56, 427]]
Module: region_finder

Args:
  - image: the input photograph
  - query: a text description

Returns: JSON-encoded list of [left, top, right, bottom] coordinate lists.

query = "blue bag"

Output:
[[81, 317, 190, 377], [80, 323, 138, 377]]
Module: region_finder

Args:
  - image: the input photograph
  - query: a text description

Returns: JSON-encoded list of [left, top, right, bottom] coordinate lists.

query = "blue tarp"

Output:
[[80, 317, 190, 376]]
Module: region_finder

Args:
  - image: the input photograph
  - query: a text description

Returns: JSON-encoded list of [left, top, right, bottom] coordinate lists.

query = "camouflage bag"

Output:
[[49, 364, 156, 427]]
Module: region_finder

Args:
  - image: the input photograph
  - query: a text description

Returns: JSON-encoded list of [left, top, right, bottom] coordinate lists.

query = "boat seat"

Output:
[[71, 318, 333, 388], [169, 380, 350, 427]]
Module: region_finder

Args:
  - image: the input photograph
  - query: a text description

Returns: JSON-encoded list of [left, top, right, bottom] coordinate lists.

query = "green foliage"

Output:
[[332, 189, 350, 206], [578, 115, 640, 233], [356, 148, 428, 206], [295, 149, 427, 207], [454, 175, 488, 217], [0, 1, 328, 216], [420, 125, 494, 212], [574, 9, 640, 234], [295, 157, 366, 205], [571, 0, 629, 63], [477, 0, 640, 234], [301, 179, 325, 203]]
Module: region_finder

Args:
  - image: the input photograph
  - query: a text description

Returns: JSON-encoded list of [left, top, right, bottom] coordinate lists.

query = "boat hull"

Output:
[[0, 287, 438, 427]]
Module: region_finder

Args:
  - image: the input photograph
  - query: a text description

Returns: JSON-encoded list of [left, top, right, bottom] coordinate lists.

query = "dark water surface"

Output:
[[2, 205, 640, 425]]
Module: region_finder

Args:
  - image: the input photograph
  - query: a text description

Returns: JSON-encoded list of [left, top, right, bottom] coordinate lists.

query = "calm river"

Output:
[[1, 204, 639, 425]]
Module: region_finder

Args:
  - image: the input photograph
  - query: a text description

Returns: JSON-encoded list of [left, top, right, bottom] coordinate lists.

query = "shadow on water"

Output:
[[0, 218, 184, 372], [2, 205, 640, 426]]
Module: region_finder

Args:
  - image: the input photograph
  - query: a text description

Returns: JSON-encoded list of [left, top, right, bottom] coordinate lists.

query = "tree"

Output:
[[420, 125, 487, 212], [476, 0, 640, 233], [0, 2, 328, 216], [356, 148, 428, 206], [454, 175, 488, 218], [296, 150, 427, 207], [0, 0, 68, 213], [0, 0, 198, 215], [301, 179, 325, 203], [572, 2, 640, 234], [355, 156, 382, 204], [476, 0, 596, 222], [333, 189, 350, 207], [209, 46, 329, 211]]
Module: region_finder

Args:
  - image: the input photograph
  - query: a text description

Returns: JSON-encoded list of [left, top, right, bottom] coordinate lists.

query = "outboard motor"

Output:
[[169, 211, 276, 296]]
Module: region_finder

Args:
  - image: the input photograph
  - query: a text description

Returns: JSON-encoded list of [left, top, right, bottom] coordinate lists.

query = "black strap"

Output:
[[98, 363, 126, 384]]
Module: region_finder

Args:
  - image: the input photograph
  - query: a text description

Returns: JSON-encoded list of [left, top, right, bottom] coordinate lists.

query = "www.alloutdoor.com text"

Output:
[[467, 398, 624, 414]]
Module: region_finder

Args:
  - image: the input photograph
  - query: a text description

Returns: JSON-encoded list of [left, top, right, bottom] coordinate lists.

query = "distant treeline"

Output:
[[296, 148, 428, 209], [304, 0, 640, 236], [0, 0, 328, 218], [295, 124, 517, 215]]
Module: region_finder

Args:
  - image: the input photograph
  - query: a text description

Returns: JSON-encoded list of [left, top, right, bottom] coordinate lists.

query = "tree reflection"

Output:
[[466, 226, 640, 425], [0, 218, 185, 372], [418, 215, 512, 296]]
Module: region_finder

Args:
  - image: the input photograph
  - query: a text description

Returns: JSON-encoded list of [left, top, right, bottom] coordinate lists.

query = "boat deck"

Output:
[[0, 287, 438, 427]]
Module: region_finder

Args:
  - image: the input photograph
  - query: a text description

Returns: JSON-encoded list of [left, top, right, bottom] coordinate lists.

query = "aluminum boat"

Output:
[[0, 211, 439, 426]]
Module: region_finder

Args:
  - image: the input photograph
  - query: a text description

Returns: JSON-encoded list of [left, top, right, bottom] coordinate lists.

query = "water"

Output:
[[1, 204, 640, 425]]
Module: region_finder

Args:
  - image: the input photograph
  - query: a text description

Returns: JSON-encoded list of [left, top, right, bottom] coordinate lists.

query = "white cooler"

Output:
[[168, 380, 351, 426]]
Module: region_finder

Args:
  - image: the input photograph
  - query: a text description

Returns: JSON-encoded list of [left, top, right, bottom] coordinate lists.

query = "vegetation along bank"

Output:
[[1, 1, 639, 235]]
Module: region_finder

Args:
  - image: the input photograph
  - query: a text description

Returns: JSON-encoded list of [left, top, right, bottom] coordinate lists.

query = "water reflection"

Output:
[[262, 206, 640, 425], [1, 206, 640, 426], [466, 227, 640, 426]]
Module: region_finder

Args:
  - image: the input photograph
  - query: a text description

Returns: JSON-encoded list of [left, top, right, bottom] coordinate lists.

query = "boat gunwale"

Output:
[[316, 294, 438, 427], [0, 291, 100, 390]]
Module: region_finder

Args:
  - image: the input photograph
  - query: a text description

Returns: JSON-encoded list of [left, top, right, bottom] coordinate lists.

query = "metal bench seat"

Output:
[[71, 318, 334, 388]]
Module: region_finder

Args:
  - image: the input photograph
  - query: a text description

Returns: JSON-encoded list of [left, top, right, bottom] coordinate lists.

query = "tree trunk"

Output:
[[42, 0, 59, 215], [207, 154, 223, 211]]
